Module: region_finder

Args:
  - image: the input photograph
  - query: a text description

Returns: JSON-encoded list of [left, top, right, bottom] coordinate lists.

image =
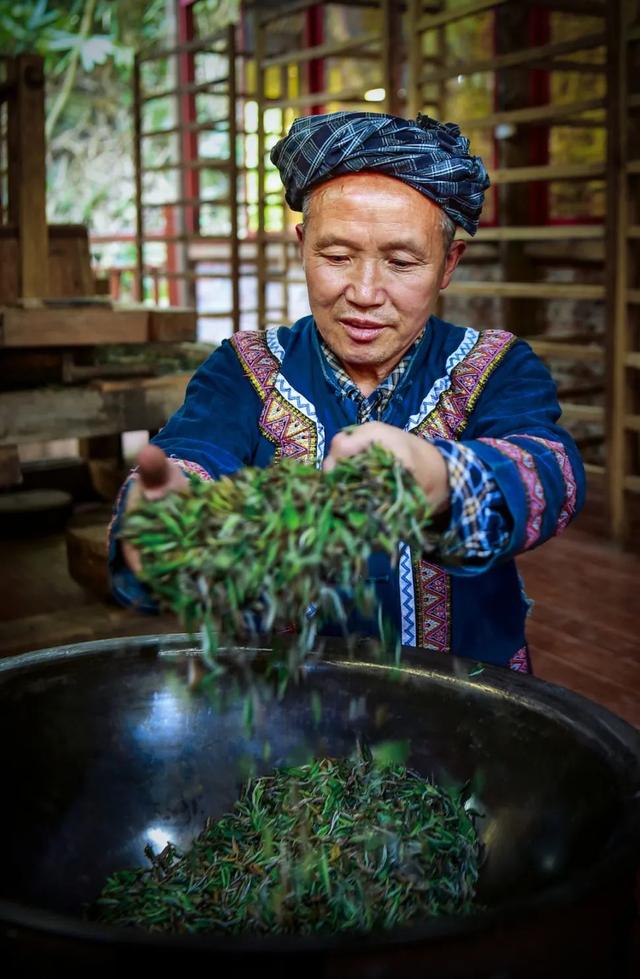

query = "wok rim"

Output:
[[1, 632, 639, 955]]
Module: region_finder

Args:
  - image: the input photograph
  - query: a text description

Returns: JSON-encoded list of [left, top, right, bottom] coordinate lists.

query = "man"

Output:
[[111, 111, 585, 673]]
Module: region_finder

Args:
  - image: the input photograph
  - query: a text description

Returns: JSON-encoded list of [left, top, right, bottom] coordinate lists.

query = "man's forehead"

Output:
[[309, 171, 434, 208], [306, 172, 442, 230]]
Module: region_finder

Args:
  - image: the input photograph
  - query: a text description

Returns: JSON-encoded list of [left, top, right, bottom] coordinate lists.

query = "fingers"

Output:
[[137, 443, 172, 490], [323, 425, 378, 472], [135, 444, 189, 501]]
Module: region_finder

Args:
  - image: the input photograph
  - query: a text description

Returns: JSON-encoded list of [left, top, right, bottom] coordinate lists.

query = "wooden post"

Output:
[[605, 0, 638, 546], [256, 12, 267, 332], [228, 23, 241, 334], [494, 5, 541, 337], [382, 0, 402, 116], [7, 55, 49, 298], [406, 0, 423, 118], [132, 53, 144, 303]]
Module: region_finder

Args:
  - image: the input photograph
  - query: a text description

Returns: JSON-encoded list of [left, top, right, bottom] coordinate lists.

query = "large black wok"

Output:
[[0, 634, 638, 978]]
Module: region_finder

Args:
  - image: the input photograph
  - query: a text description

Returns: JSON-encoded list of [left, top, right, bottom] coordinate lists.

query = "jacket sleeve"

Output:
[[108, 339, 262, 609], [457, 337, 586, 565]]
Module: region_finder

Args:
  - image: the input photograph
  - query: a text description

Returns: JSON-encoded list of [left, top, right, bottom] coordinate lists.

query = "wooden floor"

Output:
[[0, 523, 638, 729]]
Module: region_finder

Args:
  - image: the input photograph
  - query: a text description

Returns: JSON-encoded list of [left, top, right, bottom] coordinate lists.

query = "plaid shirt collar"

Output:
[[319, 330, 424, 424]]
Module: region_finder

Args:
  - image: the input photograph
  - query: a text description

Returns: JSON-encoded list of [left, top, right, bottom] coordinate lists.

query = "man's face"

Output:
[[296, 172, 465, 392]]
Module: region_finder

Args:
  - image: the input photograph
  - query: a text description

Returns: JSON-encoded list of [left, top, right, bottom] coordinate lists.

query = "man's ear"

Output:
[[439, 239, 466, 291], [295, 222, 305, 261]]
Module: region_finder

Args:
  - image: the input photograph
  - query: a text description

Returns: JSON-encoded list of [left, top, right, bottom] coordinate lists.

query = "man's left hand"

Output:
[[323, 422, 450, 514]]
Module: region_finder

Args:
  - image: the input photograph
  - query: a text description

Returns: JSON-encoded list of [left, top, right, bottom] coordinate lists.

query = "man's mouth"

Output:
[[339, 318, 389, 343]]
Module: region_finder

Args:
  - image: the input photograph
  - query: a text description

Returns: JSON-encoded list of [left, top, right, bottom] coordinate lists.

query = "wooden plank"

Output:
[[530, 0, 605, 12], [421, 31, 606, 84], [626, 352, 640, 368], [459, 97, 605, 129], [445, 281, 605, 299], [147, 307, 197, 342], [47, 225, 94, 298], [559, 403, 604, 421], [419, 0, 508, 31], [262, 87, 367, 110], [0, 445, 21, 488], [0, 306, 150, 347], [625, 414, 640, 432], [7, 55, 48, 298], [137, 26, 228, 64], [0, 373, 189, 446], [625, 476, 640, 493], [142, 75, 230, 104], [489, 161, 605, 184], [469, 224, 604, 242], [261, 32, 380, 68], [529, 339, 603, 361], [65, 523, 110, 599]]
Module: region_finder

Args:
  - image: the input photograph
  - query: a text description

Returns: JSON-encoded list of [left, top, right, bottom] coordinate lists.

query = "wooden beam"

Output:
[[469, 224, 604, 242], [147, 307, 197, 342], [0, 374, 190, 446], [419, 0, 508, 31], [7, 55, 49, 299], [262, 87, 367, 110], [459, 97, 605, 129], [489, 161, 605, 184], [421, 32, 606, 84], [0, 305, 149, 347], [445, 281, 605, 300], [529, 339, 604, 361], [560, 403, 604, 421], [260, 32, 379, 68]]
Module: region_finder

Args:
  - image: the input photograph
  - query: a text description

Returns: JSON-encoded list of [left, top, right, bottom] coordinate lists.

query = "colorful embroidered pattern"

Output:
[[260, 387, 319, 463], [413, 559, 451, 653], [398, 542, 417, 646], [477, 438, 545, 550], [172, 457, 213, 482], [516, 435, 578, 533], [230, 330, 281, 399], [508, 646, 531, 674], [231, 331, 322, 465], [410, 329, 516, 441]]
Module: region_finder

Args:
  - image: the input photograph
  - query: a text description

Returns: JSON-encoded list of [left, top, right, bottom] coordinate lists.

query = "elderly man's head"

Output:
[[271, 110, 488, 391], [295, 172, 465, 393]]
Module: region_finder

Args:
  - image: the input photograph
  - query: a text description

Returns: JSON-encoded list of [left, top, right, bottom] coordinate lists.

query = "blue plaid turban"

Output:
[[270, 111, 490, 236]]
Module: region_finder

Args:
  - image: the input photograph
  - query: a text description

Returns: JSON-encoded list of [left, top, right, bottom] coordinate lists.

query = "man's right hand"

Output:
[[121, 444, 189, 575]]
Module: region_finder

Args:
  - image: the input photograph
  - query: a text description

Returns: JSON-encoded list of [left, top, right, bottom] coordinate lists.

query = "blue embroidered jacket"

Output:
[[109, 315, 585, 673]]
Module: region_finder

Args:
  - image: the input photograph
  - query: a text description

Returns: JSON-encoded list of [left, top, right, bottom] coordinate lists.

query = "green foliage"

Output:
[[94, 754, 481, 934], [121, 443, 434, 677]]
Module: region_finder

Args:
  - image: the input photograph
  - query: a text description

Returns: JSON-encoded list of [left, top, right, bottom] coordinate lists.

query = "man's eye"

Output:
[[323, 254, 349, 263], [390, 259, 415, 269]]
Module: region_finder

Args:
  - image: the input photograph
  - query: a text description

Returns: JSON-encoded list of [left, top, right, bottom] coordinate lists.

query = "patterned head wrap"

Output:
[[270, 110, 490, 236]]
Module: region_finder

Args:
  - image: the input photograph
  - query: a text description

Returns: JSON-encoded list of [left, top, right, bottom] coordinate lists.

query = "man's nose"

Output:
[[343, 261, 385, 307]]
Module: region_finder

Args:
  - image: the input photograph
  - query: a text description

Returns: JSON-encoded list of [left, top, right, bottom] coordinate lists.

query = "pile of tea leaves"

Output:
[[94, 754, 480, 935], [120, 443, 433, 672]]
